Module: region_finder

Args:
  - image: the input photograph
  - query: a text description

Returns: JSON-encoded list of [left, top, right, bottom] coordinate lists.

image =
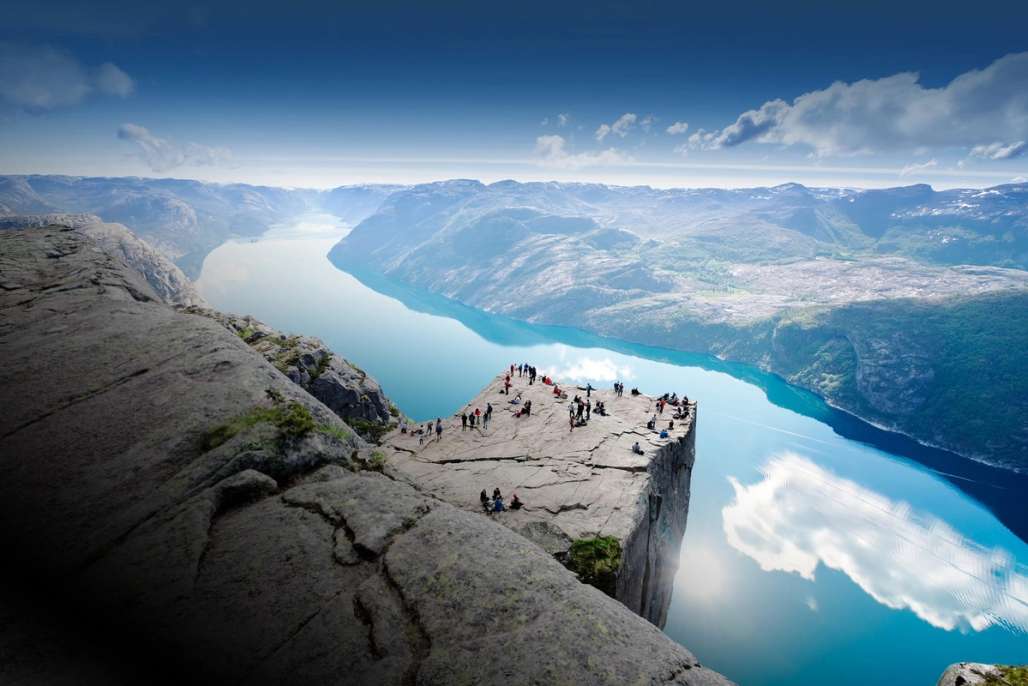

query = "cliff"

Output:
[[0, 212, 206, 307], [184, 307, 397, 440], [384, 374, 697, 627], [0, 226, 732, 686]]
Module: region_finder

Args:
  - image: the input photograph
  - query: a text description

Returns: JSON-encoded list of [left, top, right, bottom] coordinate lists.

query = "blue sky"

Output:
[[2, 0, 1028, 188]]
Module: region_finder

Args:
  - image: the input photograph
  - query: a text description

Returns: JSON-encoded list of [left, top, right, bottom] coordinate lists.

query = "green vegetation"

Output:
[[348, 417, 392, 444], [388, 402, 400, 417], [201, 399, 316, 452], [981, 666, 1028, 686], [566, 536, 622, 596], [311, 353, 332, 380], [366, 450, 386, 472], [236, 326, 258, 342], [316, 423, 351, 442], [769, 290, 1028, 469]]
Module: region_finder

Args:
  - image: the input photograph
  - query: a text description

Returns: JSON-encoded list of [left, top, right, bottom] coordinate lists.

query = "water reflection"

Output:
[[723, 453, 1028, 633]]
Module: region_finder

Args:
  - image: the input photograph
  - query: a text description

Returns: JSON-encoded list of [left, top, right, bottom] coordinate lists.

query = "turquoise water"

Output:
[[197, 215, 1028, 686]]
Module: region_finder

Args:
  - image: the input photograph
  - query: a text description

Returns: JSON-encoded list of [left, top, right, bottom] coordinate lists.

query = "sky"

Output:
[[2, 0, 1028, 190]]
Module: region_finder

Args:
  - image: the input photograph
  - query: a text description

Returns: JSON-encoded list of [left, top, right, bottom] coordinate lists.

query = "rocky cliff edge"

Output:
[[0, 226, 732, 686]]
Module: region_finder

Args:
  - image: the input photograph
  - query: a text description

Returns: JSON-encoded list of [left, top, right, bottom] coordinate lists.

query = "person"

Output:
[[659, 428, 669, 439], [510, 493, 523, 510], [632, 441, 644, 455], [480, 489, 490, 512], [586, 383, 593, 398], [510, 391, 522, 404], [510, 364, 515, 377], [631, 387, 640, 396], [646, 415, 656, 430], [493, 487, 502, 500], [461, 412, 468, 431], [400, 419, 408, 434], [493, 495, 505, 513], [569, 414, 574, 432], [586, 399, 591, 421], [668, 419, 674, 430], [435, 418, 443, 439], [524, 399, 532, 417]]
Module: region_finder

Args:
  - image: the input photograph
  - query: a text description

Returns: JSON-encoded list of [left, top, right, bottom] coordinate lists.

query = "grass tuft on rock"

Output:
[[367, 450, 387, 472], [567, 536, 622, 596], [201, 400, 316, 452]]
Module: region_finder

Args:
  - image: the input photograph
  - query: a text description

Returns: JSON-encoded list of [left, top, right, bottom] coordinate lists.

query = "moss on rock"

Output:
[[567, 536, 622, 596]]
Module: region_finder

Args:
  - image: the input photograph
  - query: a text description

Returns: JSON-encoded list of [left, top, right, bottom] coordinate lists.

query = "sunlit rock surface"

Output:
[[386, 372, 697, 626]]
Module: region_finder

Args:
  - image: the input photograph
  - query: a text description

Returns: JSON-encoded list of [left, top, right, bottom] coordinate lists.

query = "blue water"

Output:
[[197, 215, 1028, 686]]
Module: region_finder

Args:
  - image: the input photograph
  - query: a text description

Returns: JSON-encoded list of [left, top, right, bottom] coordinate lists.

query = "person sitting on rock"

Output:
[[668, 419, 674, 430], [510, 493, 523, 510], [493, 487, 502, 500], [524, 399, 532, 417], [493, 495, 505, 513], [630, 387, 640, 396], [647, 415, 656, 430], [659, 429, 669, 439], [510, 391, 522, 404], [632, 441, 644, 455], [480, 489, 490, 512]]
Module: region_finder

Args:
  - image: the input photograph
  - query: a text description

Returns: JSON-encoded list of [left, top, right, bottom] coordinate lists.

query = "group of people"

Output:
[[461, 403, 493, 431], [509, 392, 533, 418], [568, 394, 593, 430], [613, 381, 625, 397], [512, 363, 538, 385], [400, 418, 444, 446], [480, 487, 523, 514]]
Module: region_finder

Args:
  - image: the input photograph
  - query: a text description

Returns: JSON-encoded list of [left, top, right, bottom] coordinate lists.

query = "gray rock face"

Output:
[[185, 307, 396, 435], [385, 373, 697, 626], [937, 662, 1027, 685], [0, 227, 733, 686], [0, 213, 206, 307]]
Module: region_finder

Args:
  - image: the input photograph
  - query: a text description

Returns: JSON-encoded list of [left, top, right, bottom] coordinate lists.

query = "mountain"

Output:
[[0, 225, 732, 686], [330, 179, 1028, 471], [0, 175, 403, 277]]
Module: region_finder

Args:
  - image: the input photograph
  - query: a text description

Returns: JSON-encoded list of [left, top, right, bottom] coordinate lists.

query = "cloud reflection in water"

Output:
[[722, 453, 1028, 633]]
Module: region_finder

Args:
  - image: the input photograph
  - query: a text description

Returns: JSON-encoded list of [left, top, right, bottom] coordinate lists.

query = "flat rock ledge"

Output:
[[0, 227, 732, 686], [385, 373, 697, 627]]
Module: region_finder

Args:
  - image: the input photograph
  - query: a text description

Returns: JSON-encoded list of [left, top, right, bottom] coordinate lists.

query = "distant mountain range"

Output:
[[329, 179, 1028, 471], [3, 174, 1026, 470], [0, 175, 403, 277]]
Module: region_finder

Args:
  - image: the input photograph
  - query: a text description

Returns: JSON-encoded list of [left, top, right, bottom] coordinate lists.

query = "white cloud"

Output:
[[534, 135, 630, 169], [899, 159, 938, 176], [666, 121, 690, 135], [970, 141, 1027, 160], [640, 114, 656, 132], [0, 42, 134, 110], [722, 453, 1028, 633], [542, 113, 571, 128], [595, 112, 637, 141], [95, 62, 134, 97], [545, 357, 635, 383], [690, 52, 1028, 158], [117, 123, 232, 172]]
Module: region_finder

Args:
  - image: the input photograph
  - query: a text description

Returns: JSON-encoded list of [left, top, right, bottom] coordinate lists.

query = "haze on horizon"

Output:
[[2, 0, 1028, 190]]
